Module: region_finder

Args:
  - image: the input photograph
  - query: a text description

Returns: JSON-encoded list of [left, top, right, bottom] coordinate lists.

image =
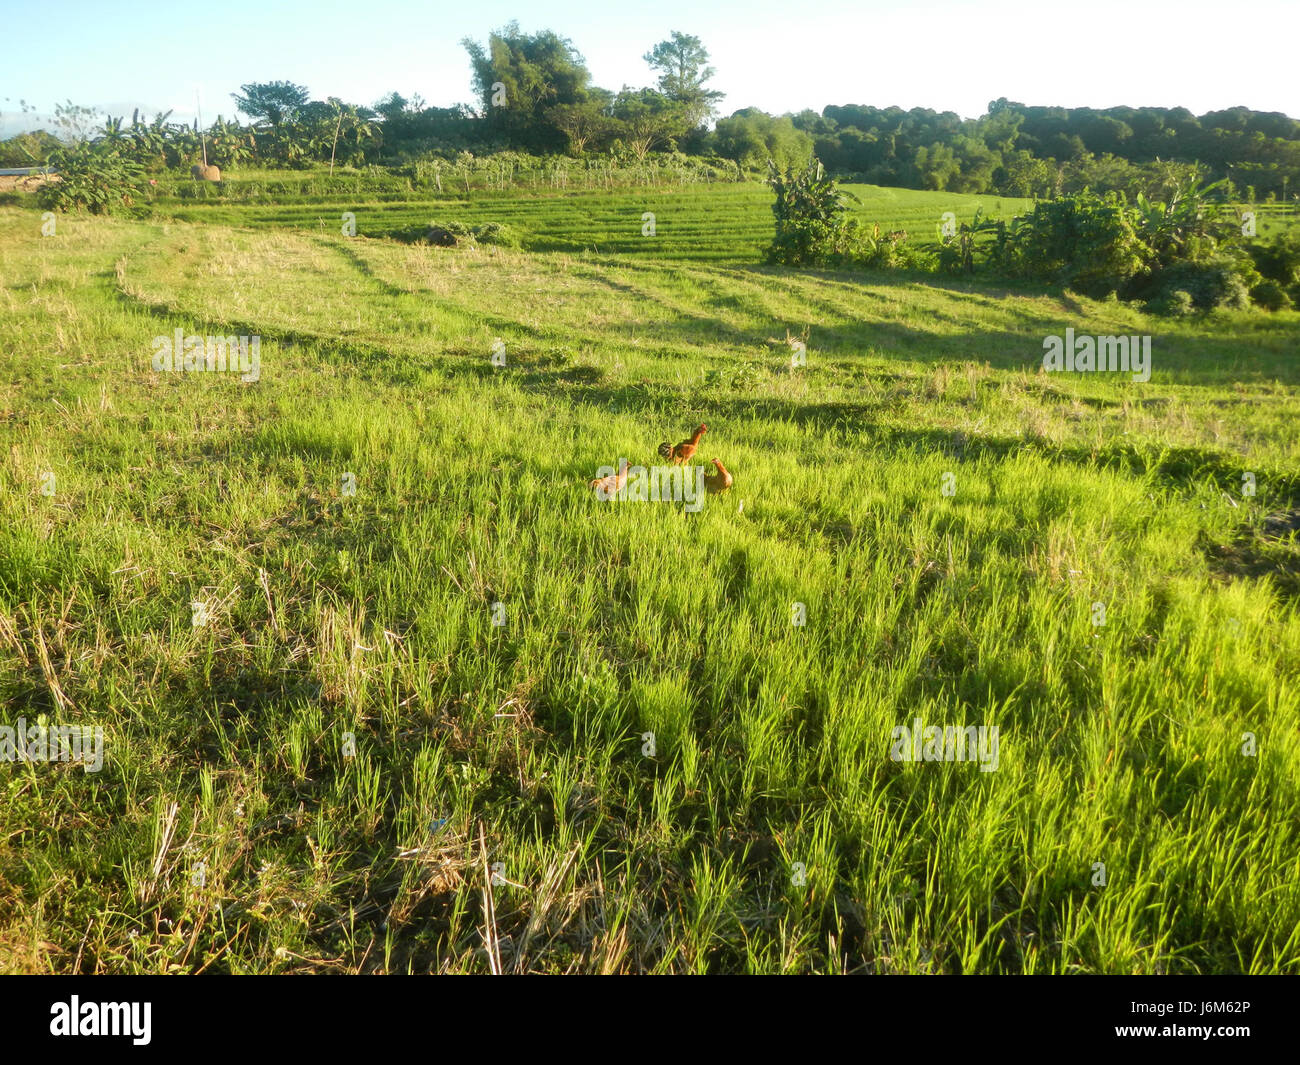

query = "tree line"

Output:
[[6, 22, 1298, 205], [799, 100, 1300, 201]]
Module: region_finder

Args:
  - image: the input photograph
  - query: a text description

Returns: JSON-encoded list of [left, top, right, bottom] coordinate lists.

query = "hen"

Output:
[[657, 423, 707, 466], [590, 459, 629, 499], [703, 458, 733, 494]]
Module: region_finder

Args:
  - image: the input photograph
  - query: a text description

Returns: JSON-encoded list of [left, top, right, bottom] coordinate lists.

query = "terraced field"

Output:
[[149, 177, 1035, 260]]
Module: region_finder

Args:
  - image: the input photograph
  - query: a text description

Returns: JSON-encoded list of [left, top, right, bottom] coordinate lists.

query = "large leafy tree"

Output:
[[612, 88, 685, 160], [551, 89, 613, 155], [461, 22, 593, 152], [714, 109, 814, 172], [231, 81, 310, 129], [643, 31, 724, 129]]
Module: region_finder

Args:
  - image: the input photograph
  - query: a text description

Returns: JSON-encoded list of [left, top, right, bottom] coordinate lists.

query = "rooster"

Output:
[[703, 458, 733, 494], [657, 424, 707, 466], [590, 459, 629, 499]]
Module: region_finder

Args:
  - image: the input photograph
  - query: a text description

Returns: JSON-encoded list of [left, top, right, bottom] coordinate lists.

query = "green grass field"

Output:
[[140, 167, 1299, 260], [144, 172, 1036, 260], [1, 185, 1298, 974]]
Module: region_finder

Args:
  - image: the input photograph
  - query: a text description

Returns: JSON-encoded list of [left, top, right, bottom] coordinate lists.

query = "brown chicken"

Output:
[[703, 458, 733, 494], [657, 424, 707, 466], [590, 459, 629, 498]]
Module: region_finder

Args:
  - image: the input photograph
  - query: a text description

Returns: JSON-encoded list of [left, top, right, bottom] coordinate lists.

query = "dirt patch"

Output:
[[1261, 510, 1300, 538], [1202, 509, 1300, 597], [0, 173, 58, 193]]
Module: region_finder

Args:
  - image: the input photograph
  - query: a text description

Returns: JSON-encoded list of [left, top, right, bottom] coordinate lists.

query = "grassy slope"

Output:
[[0, 201, 1298, 974]]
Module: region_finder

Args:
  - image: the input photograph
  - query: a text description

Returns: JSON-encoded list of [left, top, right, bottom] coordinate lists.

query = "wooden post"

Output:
[[329, 109, 343, 176]]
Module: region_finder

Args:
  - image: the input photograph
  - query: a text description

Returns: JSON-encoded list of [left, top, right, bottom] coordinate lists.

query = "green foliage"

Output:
[[992, 149, 1059, 198], [0, 129, 61, 167], [393, 219, 523, 248], [1148, 288, 1196, 317], [203, 117, 257, 170], [1010, 192, 1151, 295], [468, 220, 522, 247], [857, 222, 932, 269], [761, 169, 1293, 315], [764, 159, 858, 266], [1250, 279, 1293, 311], [38, 139, 145, 214], [1131, 176, 1236, 262], [1145, 255, 1258, 312], [462, 22, 594, 153], [1248, 229, 1300, 288], [808, 101, 1300, 200], [643, 32, 725, 129], [232, 81, 311, 129], [549, 98, 612, 156], [715, 111, 814, 174], [612, 88, 687, 162], [936, 208, 1023, 275], [765, 162, 938, 270]]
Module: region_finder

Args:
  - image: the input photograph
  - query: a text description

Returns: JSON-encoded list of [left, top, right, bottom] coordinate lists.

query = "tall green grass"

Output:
[[0, 202, 1297, 974]]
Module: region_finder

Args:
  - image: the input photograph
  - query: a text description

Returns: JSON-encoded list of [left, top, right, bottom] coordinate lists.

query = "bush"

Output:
[[37, 141, 145, 214], [1010, 192, 1150, 296], [1251, 279, 1294, 311], [393, 220, 522, 248], [471, 221, 521, 248], [0, 130, 61, 168], [1248, 230, 1300, 288], [765, 159, 857, 267], [1145, 255, 1257, 311], [1149, 288, 1196, 317], [858, 224, 932, 270]]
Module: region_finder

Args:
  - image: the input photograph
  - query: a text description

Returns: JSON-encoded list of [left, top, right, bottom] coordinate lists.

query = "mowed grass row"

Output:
[[1, 204, 1298, 974], [147, 181, 1036, 261]]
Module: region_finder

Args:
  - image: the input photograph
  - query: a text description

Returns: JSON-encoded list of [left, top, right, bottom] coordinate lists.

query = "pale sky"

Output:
[[3, 0, 1296, 136]]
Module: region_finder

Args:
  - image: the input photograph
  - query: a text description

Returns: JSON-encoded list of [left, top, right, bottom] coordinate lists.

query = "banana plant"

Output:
[[98, 115, 128, 149], [1134, 175, 1234, 261], [127, 111, 172, 168], [206, 117, 255, 168]]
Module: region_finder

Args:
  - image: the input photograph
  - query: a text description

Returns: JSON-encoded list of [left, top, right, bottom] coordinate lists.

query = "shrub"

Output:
[[1248, 230, 1300, 288], [765, 159, 858, 267], [37, 141, 145, 214], [1251, 280, 1294, 311], [1149, 288, 1196, 317], [392, 220, 522, 248], [1145, 255, 1257, 311], [1010, 192, 1151, 296], [859, 224, 932, 270], [472, 221, 521, 248]]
